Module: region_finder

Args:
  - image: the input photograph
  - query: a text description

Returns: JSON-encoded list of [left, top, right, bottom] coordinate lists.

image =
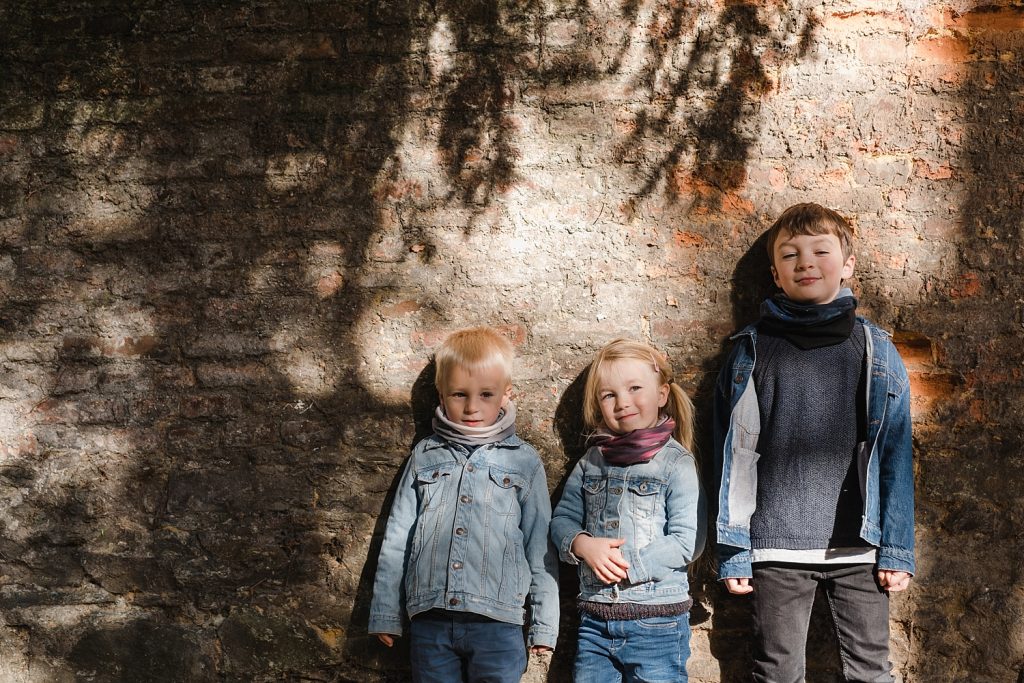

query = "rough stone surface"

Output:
[[0, 1, 1022, 681]]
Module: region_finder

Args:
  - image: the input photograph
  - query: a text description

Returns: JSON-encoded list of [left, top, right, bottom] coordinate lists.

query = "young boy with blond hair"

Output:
[[369, 326, 558, 682], [714, 203, 915, 682]]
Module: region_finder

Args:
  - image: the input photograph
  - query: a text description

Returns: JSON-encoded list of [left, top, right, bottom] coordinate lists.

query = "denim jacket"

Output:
[[550, 439, 706, 604], [368, 434, 559, 649], [713, 318, 915, 579]]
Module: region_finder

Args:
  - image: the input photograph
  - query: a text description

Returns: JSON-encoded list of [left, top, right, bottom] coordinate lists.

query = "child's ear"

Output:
[[658, 382, 669, 408], [841, 253, 856, 280], [501, 384, 513, 407], [770, 264, 781, 288]]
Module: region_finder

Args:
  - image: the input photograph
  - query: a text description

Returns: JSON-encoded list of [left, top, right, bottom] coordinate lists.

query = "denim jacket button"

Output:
[[609, 520, 619, 529], [460, 495, 471, 504], [449, 597, 460, 606], [502, 477, 511, 485], [610, 486, 622, 495], [466, 464, 475, 472], [431, 471, 439, 479], [639, 483, 647, 492], [452, 561, 463, 570], [455, 527, 466, 536], [734, 374, 743, 383]]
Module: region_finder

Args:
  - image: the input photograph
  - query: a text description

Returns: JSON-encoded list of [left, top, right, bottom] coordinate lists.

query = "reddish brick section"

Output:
[[0, 1, 1022, 681]]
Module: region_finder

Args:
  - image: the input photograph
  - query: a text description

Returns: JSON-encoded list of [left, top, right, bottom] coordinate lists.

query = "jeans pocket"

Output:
[[635, 615, 679, 630]]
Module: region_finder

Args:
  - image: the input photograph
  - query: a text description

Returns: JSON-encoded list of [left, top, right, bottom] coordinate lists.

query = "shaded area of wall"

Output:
[[0, 1, 1021, 682]]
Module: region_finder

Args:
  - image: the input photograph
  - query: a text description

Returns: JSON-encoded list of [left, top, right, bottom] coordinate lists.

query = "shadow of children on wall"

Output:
[[345, 361, 439, 680], [549, 369, 591, 682]]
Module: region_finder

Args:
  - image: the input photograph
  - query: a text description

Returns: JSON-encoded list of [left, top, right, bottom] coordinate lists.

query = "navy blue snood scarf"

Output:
[[758, 288, 857, 350]]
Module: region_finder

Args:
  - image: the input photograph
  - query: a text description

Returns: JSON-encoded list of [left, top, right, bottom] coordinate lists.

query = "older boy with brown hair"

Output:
[[714, 203, 915, 682]]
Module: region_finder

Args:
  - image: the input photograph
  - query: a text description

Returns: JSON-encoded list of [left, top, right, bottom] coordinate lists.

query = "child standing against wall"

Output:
[[369, 326, 558, 682], [714, 203, 915, 682], [551, 338, 706, 682]]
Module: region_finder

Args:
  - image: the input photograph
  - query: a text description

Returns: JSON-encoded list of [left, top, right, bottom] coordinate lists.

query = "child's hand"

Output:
[[376, 634, 395, 647], [572, 535, 630, 584], [724, 577, 753, 594], [530, 645, 553, 654], [877, 570, 911, 592]]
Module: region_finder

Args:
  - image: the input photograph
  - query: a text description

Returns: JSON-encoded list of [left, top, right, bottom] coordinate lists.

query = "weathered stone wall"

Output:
[[0, 1, 1021, 681]]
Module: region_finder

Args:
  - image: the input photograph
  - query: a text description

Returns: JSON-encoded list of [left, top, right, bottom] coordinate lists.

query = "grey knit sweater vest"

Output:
[[749, 325, 868, 550]]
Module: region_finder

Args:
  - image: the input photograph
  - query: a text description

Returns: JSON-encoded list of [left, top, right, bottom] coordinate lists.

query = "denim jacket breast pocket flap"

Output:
[[487, 466, 527, 515], [628, 479, 664, 548], [415, 462, 456, 508]]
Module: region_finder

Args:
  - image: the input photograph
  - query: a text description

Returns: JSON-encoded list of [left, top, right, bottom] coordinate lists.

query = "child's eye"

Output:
[[600, 392, 614, 401], [481, 392, 494, 398], [452, 392, 466, 398], [781, 253, 796, 260], [815, 250, 829, 256]]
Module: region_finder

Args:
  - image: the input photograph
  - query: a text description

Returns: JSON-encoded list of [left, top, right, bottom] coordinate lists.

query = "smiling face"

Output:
[[439, 363, 511, 428], [595, 358, 669, 435], [771, 230, 856, 305]]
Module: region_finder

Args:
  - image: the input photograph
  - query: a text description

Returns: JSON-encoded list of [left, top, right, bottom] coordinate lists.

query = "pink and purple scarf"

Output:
[[589, 417, 675, 465]]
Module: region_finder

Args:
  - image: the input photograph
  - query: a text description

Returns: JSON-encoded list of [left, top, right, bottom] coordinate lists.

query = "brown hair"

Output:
[[583, 338, 695, 453], [434, 326, 514, 390], [765, 203, 855, 264]]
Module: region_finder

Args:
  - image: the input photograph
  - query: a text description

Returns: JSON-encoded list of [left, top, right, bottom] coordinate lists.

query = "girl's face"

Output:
[[595, 358, 669, 434]]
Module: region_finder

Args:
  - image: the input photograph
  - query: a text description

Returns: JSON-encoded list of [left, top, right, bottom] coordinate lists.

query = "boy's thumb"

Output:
[[609, 538, 626, 547]]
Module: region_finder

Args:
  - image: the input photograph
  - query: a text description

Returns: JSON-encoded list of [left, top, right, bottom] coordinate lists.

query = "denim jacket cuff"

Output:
[[560, 531, 590, 565], [367, 614, 403, 637], [527, 626, 558, 650], [717, 547, 753, 579], [877, 546, 915, 575]]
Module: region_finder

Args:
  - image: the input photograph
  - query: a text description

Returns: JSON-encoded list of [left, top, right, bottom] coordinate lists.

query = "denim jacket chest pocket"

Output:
[[486, 466, 527, 517], [628, 479, 665, 549], [411, 462, 457, 557], [583, 476, 608, 527]]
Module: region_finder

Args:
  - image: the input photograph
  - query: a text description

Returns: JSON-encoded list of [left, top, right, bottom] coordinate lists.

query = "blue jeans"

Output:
[[575, 611, 691, 683], [751, 563, 893, 683], [409, 611, 527, 683]]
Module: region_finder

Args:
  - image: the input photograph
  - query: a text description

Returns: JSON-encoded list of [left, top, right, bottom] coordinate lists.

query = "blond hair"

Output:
[[583, 338, 695, 452], [434, 326, 514, 390], [766, 203, 855, 264]]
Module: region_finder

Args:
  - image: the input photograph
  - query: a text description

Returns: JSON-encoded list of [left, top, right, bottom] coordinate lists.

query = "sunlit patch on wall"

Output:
[[271, 327, 342, 399]]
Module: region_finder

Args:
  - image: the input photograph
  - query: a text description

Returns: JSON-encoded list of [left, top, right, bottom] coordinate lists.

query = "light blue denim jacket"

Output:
[[713, 317, 916, 579], [550, 439, 706, 604], [368, 434, 559, 649]]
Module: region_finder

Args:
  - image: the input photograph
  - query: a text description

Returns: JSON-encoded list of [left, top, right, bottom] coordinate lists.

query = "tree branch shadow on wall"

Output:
[[0, 1, 442, 680], [0, 1, 826, 681], [612, 2, 818, 211]]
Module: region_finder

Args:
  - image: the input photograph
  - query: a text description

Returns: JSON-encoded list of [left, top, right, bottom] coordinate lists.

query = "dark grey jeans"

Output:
[[751, 562, 894, 683]]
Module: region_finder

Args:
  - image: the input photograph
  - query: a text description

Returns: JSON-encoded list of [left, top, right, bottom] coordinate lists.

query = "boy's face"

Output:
[[771, 230, 855, 305], [439, 364, 512, 428], [595, 358, 669, 434]]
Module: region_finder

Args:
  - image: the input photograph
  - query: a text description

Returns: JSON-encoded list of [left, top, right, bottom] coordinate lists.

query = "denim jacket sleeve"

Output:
[[367, 453, 418, 637], [550, 459, 587, 564], [713, 347, 754, 580], [520, 458, 560, 649], [624, 453, 706, 584], [876, 342, 916, 574]]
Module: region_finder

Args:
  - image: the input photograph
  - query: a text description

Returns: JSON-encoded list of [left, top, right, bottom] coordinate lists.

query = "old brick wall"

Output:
[[0, 1, 1021, 681]]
